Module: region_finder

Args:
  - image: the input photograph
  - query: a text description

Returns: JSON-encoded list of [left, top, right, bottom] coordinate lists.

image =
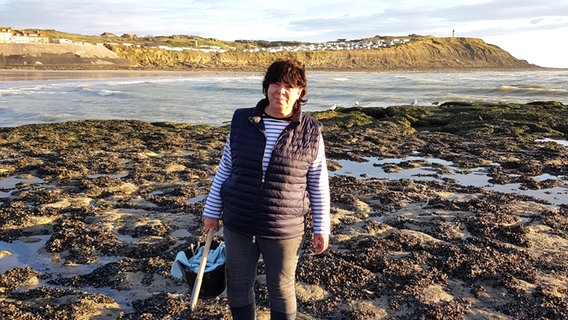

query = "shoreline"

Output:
[[0, 69, 258, 81], [1, 66, 562, 82]]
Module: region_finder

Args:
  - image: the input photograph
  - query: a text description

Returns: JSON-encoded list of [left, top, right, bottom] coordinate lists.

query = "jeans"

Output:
[[224, 227, 303, 317]]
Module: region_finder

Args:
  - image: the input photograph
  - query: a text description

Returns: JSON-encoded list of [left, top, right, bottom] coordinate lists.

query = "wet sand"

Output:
[[0, 102, 567, 319], [0, 69, 260, 81]]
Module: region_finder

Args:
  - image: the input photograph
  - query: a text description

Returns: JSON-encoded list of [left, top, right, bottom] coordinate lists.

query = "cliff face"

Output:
[[108, 37, 537, 71], [0, 43, 131, 67], [0, 37, 537, 71]]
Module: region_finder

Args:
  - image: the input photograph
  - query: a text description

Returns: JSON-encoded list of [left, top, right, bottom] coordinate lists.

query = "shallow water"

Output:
[[536, 138, 568, 147], [332, 147, 568, 207], [0, 235, 134, 310]]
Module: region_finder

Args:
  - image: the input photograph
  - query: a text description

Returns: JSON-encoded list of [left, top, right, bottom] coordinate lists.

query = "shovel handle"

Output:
[[190, 229, 214, 311]]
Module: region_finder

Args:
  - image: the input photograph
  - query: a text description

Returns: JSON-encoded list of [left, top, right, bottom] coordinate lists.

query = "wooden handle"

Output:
[[190, 229, 214, 311]]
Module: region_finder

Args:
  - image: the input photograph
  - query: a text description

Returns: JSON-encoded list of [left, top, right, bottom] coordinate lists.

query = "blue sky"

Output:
[[1, 0, 567, 68]]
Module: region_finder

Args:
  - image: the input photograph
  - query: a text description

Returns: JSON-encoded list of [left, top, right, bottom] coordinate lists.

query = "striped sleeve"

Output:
[[202, 135, 232, 220], [307, 134, 331, 235]]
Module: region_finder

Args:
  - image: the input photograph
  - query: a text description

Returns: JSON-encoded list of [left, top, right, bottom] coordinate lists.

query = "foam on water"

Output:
[[1, 70, 567, 127]]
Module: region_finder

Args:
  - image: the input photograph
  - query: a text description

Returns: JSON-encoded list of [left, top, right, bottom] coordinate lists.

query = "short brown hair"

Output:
[[262, 58, 308, 110]]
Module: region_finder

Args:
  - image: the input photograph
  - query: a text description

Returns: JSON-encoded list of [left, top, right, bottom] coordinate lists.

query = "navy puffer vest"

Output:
[[221, 99, 322, 239]]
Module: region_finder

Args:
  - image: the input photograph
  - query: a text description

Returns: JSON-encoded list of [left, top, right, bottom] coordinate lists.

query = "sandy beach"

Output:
[[0, 102, 567, 319], [0, 69, 262, 81]]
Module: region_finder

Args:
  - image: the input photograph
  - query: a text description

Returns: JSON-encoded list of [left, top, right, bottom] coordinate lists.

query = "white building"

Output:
[[52, 38, 73, 44], [0, 27, 13, 43], [0, 27, 49, 44]]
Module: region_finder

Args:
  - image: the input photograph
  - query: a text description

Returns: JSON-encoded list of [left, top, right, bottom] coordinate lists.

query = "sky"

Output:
[[1, 0, 567, 68]]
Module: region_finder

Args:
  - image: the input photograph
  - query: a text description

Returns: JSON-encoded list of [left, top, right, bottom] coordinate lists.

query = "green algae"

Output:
[[310, 101, 568, 139]]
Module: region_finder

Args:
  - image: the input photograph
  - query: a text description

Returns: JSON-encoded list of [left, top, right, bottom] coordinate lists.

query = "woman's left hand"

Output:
[[313, 234, 329, 254]]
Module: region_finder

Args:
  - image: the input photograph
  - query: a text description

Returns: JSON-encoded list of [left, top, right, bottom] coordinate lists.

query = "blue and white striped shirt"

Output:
[[203, 117, 331, 235]]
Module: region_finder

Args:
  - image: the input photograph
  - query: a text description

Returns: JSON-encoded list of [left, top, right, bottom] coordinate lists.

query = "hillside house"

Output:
[[0, 27, 12, 43], [21, 30, 48, 44], [52, 38, 73, 44]]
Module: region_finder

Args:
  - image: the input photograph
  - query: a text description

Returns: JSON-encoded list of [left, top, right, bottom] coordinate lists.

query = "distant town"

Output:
[[237, 37, 411, 53], [0, 26, 413, 53]]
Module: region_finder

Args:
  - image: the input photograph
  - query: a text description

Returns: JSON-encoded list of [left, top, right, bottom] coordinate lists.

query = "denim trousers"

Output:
[[224, 227, 303, 316]]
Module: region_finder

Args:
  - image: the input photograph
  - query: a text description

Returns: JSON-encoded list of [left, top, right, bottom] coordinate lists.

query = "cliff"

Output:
[[107, 37, 538, 71], [0, 43, 131, 68], [1, 37, 539, 71]]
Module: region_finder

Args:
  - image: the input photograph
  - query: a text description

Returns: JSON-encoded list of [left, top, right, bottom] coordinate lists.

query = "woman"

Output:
[[202, 58, 331, 320]]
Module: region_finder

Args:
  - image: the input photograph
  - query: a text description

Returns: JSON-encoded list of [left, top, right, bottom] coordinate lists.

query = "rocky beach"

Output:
[[0, 101, 567, 319]]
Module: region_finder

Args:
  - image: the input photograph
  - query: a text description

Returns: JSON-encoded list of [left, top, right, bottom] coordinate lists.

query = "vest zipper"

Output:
[[256, 125, 267, 211], [254, 117, 293, 212]]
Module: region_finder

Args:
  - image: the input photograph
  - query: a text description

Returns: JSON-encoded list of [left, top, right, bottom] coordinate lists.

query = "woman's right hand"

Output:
[[204, 217, 220, 232]]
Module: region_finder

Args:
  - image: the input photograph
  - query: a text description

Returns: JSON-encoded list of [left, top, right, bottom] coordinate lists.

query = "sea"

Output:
[[0, 70, 567, 128]]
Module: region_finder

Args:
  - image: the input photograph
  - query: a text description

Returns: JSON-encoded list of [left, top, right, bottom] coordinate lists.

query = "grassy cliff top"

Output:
[[36, 29, 433, 50]]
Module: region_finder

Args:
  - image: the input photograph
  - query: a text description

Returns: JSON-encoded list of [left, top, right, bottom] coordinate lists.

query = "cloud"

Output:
[[1, 0, 567, 66], [2, 0, 566, 39]]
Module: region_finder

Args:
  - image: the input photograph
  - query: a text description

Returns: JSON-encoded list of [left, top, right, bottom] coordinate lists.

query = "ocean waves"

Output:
[[0, 70, 567, 127], [499, 85, 567, 94]]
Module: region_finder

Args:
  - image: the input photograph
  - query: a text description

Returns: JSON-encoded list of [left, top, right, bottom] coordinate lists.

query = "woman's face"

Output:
[[266, 82, 303, 118]]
